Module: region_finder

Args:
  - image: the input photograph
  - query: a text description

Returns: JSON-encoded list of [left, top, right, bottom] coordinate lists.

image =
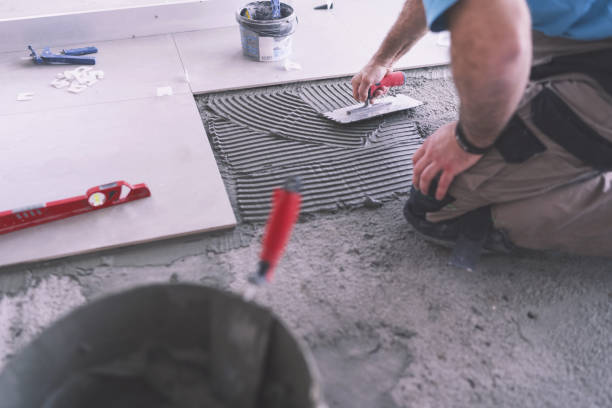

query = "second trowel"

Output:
[[322, 71, 423, 124]]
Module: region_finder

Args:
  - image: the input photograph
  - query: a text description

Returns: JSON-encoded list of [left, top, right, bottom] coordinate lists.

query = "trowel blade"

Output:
[[322, 94, 423, 124]]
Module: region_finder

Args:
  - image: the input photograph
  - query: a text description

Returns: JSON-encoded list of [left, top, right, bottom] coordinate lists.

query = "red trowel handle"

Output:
[[251, 177, 302, 285], [368, 71, 406, 98]]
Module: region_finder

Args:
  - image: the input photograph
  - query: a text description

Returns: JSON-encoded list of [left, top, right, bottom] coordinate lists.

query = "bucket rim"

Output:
[[235, 1, 297, 26]]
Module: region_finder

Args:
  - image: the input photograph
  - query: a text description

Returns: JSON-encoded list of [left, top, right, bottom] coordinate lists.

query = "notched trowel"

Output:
[[323, 71, 423, 124]]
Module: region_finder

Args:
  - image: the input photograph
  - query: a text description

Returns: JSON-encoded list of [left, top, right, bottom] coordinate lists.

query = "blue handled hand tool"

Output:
[[28, 45, 97, 65], [271, 0, 281, 18], [62, 47, 98, 56]]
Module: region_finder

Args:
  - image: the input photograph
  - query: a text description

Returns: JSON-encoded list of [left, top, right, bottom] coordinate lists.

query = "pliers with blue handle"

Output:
[[28, 45, 97, 65]]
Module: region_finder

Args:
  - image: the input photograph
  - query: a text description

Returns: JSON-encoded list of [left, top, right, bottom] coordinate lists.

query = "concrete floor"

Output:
[[1, 202, 611, 407], [1, 70, 611, 407]]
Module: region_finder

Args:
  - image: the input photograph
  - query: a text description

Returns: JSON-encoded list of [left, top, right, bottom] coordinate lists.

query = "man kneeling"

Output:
[[352, 0, 612, 265]]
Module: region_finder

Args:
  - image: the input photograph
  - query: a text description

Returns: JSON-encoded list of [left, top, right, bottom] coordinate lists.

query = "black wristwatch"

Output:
[[455, 122, 493, 155]]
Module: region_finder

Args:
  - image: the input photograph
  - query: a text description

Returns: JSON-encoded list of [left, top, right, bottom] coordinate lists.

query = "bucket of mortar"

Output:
[[236, 1, 297, 62], [0, 283, 325, 408]]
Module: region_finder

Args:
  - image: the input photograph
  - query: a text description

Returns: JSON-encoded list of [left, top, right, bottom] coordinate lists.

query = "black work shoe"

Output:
[[403, 186, 514, 254]]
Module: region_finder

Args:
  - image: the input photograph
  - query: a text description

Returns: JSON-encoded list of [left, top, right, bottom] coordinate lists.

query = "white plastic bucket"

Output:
[[236, 1, 297, 62]]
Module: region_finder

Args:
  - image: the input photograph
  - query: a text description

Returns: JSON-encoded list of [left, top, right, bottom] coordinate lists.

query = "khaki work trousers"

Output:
[[428, 32, 612, 257]]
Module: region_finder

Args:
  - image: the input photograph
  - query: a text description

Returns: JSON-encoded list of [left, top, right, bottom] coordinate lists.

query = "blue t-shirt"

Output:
[[424, 0, 612, 40]]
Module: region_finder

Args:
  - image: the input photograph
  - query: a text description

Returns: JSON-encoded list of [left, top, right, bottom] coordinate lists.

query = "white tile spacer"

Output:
[[52, 66, 103, 94], [283, 59, 302, 71], [156, 86, 173, 97], [51, 78, 70, 88], [75, 74, 88, 85], [16, 92, 34, 101], [68, 84, 87, 94]]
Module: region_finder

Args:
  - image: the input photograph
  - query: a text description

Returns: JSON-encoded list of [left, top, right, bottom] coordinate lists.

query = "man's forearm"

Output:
[[449, 0, 532, 148], [370, 0, 428, 67]]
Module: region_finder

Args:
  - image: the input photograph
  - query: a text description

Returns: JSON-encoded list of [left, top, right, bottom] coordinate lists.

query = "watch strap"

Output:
[[455, 122, 492, 155]]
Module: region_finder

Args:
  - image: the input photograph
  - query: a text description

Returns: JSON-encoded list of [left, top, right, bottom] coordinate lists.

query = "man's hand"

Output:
[[351, 1, 427, 102], [351, 63, 392, 102], [412, 122, 483, 200]]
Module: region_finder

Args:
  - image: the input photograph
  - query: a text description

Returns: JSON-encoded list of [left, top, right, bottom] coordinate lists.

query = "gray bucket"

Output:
[[0, 284, 325, 408], [236, 1, 297, 62]]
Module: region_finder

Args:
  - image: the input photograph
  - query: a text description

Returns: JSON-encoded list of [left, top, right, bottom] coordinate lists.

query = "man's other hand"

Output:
[[351, 63, 392, 102], [412, 122, 483, 200]]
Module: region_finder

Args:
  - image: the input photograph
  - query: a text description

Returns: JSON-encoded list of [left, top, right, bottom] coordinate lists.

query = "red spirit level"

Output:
[[0, 181, 150, 235]]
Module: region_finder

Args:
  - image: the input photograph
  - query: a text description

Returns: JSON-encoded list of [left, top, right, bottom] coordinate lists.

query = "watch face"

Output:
[[88, 192, 106, 207]]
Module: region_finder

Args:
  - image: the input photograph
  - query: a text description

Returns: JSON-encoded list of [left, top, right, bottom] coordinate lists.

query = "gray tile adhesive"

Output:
[[207, 85, 380, 148], [201, 79, 424, 222]]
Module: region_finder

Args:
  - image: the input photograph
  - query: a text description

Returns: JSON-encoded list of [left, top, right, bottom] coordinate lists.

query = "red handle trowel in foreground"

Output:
[[247, 177, 302, 290], [322, 71, 423, 124]]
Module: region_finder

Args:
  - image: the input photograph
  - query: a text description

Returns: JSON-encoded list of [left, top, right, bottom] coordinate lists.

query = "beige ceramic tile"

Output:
[[0, 1, 227, 53], [0, 0, 199, 19], [174, 0, 450, 93], [0, 34, 190, 115], [0, 94, 236, 267]]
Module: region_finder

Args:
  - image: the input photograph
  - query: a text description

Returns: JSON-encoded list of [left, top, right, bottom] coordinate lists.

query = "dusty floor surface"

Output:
[[1, 69, 611, 408]]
